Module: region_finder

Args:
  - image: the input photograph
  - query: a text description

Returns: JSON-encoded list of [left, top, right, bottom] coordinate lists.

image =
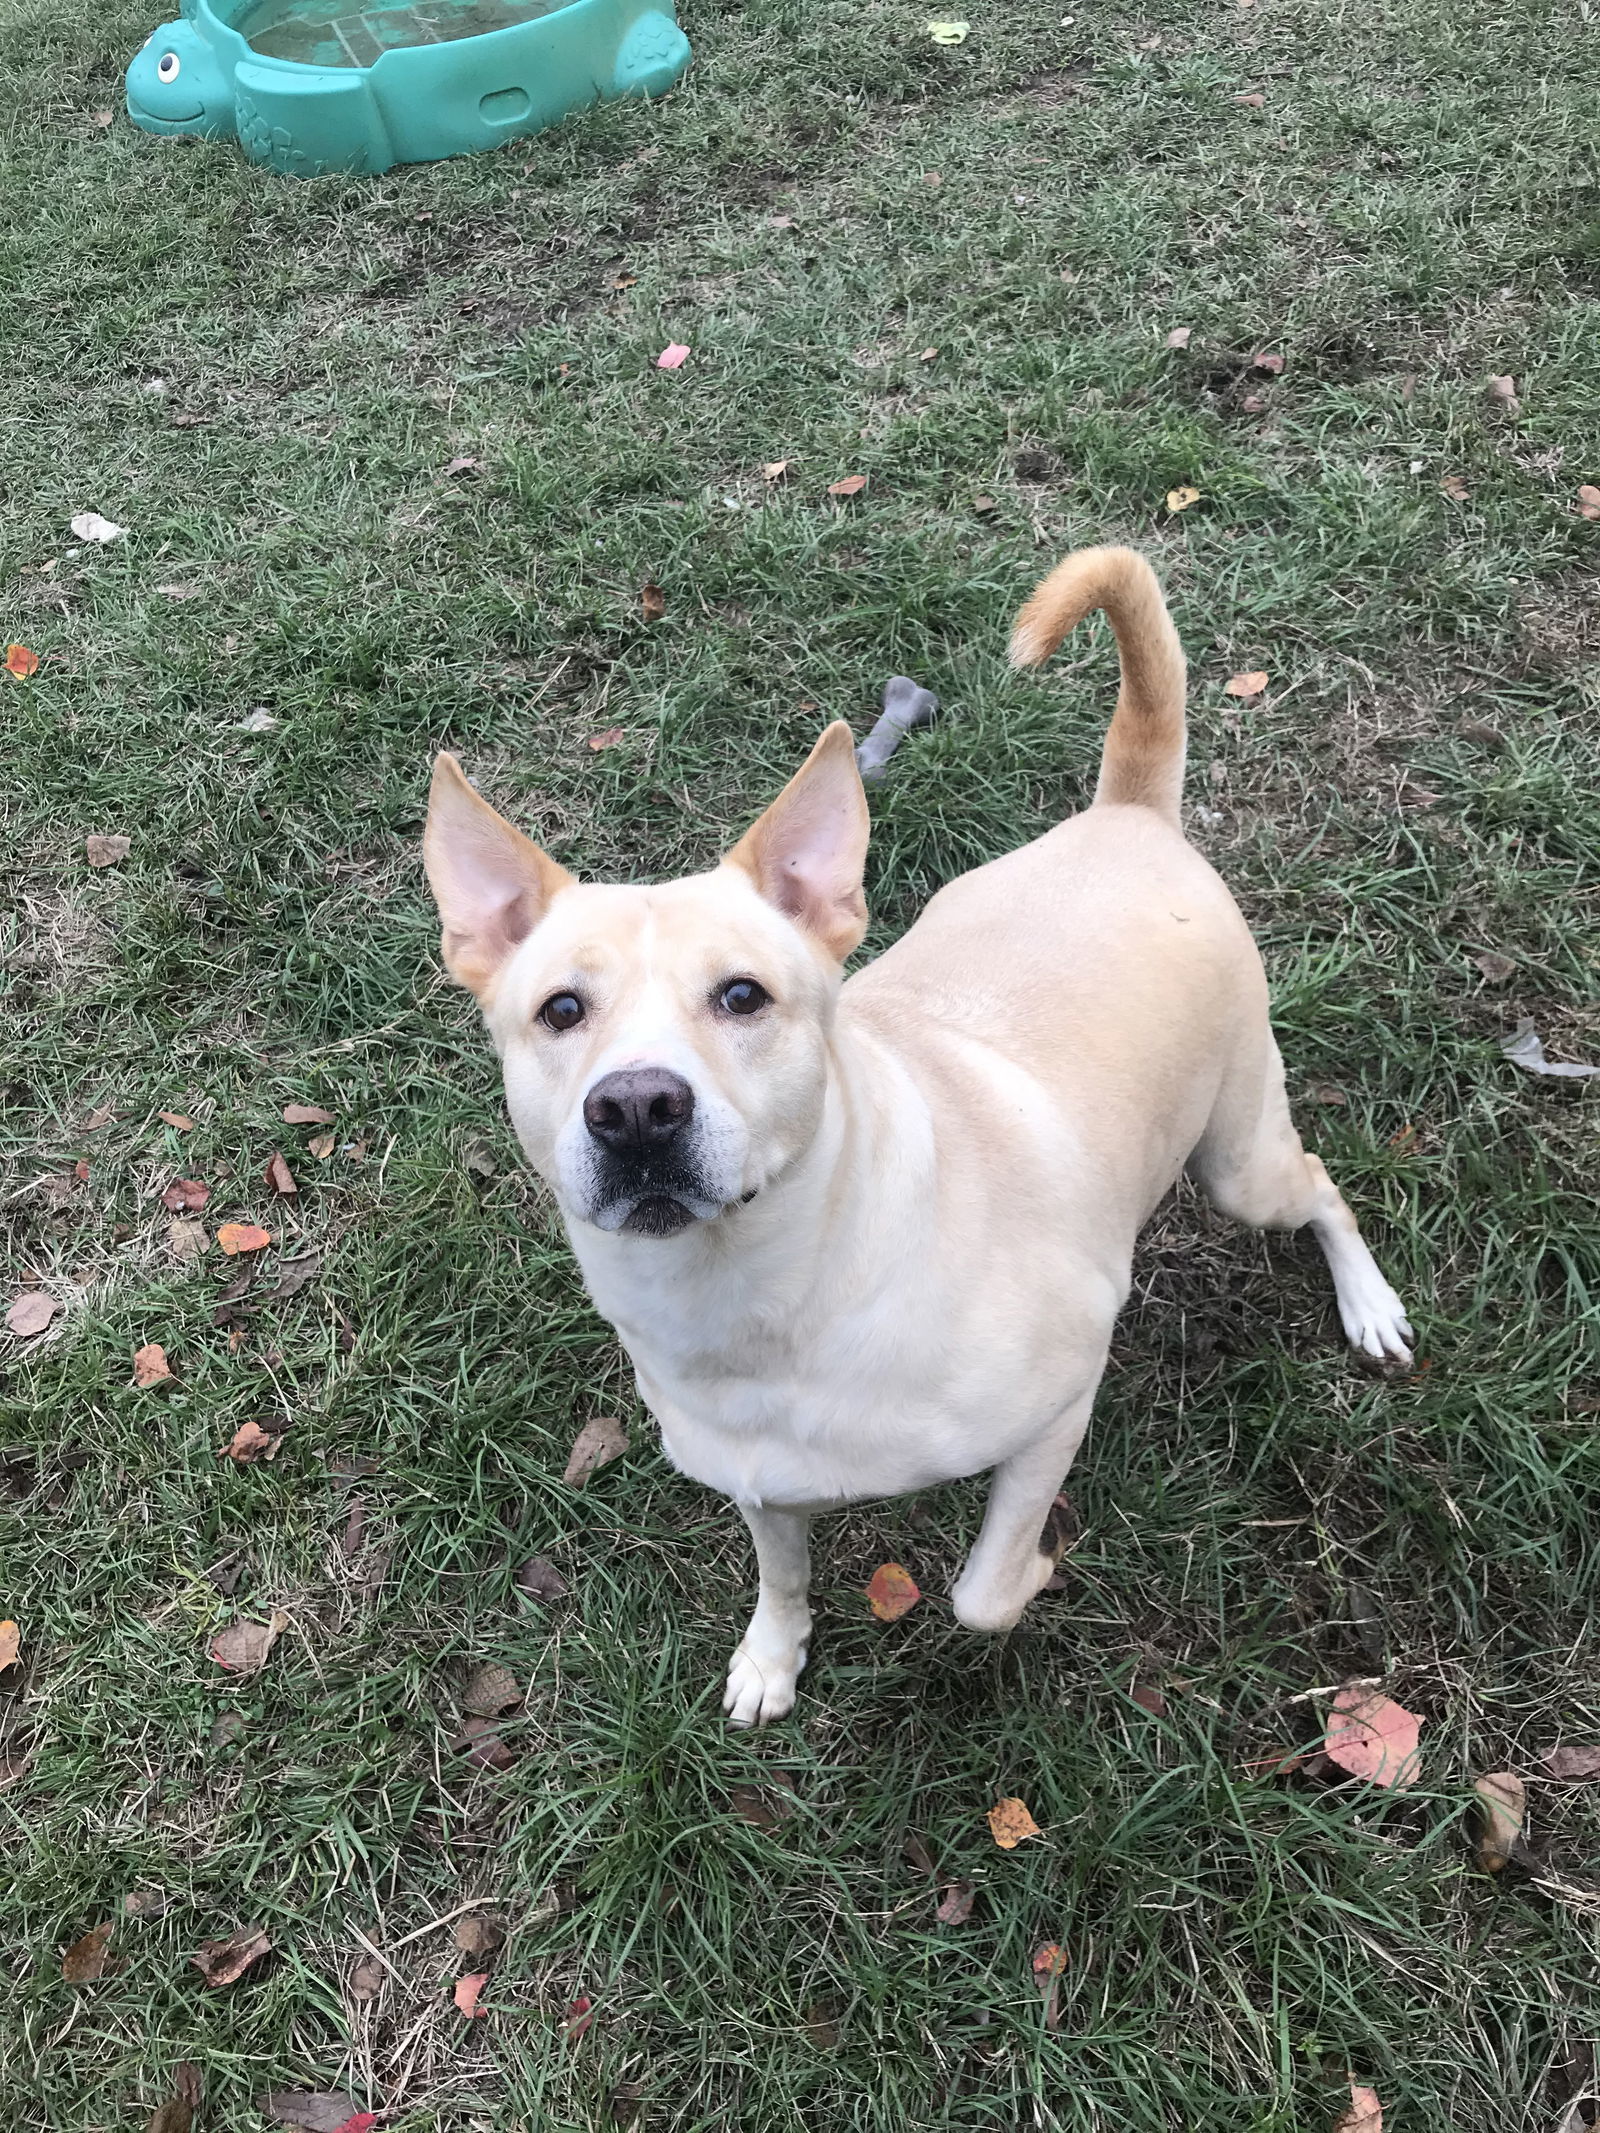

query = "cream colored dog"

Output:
[[424, 546, 1413, 1725]]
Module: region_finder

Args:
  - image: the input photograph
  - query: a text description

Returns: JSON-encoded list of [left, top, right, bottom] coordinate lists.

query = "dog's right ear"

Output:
[[423, 754, 574, 1004]]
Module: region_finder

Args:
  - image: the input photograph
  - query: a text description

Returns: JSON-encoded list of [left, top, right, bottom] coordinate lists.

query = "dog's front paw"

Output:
[[723, 1639, 804, 1727], [1337, 1268, 1415, 1367]]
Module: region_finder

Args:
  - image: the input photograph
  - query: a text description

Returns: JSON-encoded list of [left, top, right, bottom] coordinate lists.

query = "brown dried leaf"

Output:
[[762, 459, 791, 480], [987, 1796, 1042, 1849], [1166, 485, 1202, 513], [1323, 1686, 1422, 1788], [61, 1919, 116, 1983], [1440, 473, 1469, 502], [1472, 951, 1516, 984], [1224, 670, 1269, 699], [145, 2063, 202, 2133], [1166, 326, 1192, 349], [133, 1341, 173, 1388], [8, 1291, 59, 1337], [515, 1554, 568, 1600], [210, 1611, 288, 1674], [161, 1179, 210, 1212], [563, 1414, 628, 1486], [1332, 2083, 1383, 2133], [192, 1923, 272, 1987], [349, 1951, 385, 2000], [168, 1219, 210, 1263], [283, 1103, 336, 1124], [865, 1562, 922, 1621], [587, 726, 625, 751], [1130, 1678, 1167, 1716], [463, 1662, 522, 1717], [902, 1832, 937, 1875], [221, 1420, 285, 1466], [1, 1618, 24, 1675], [827, 473, 868, 498], [1235, 90, 1265, 107], [264, 1153, 297, 1196], [262, 2092, 366, 2130], [1543, 1745, 1600, 1780], [1485, 374, 1520, 412], [157, 1111, 196, 1132], [1472, 1770, 1525, 1873], [1577, 484, 1600, 521], [85, 833, 131, 867], [308, 1132, 337, 1158], [641, 581, 666, 623], [936, 1880, 975, 1923], [454, 1716, 516, 1770]]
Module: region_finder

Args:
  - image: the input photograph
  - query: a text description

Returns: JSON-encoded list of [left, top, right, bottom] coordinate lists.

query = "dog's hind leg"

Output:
[[1191, 1034, 1414, 1365], [724, 1505, 813, 1727], [952, 1386, 1099, 1633]]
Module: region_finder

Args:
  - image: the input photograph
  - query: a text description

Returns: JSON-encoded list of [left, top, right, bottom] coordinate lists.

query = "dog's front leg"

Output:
[[724, 1504, 813, 1727], [951, 1388, 1098, 1634]]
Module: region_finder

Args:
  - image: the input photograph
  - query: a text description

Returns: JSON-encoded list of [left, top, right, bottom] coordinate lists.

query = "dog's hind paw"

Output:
[[723, 1641, 803, 1727]]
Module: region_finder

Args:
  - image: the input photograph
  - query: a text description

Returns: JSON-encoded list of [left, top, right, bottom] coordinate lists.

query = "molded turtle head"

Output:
[[126, 19, 234, 136]]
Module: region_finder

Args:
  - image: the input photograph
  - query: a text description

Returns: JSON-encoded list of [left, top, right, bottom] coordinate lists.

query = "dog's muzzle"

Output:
[[580, 1067, 723, 1237]]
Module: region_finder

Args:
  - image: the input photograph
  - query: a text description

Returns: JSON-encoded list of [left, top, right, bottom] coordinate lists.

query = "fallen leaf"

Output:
[[1472, 1770, 1526, 1873], [1032, 1940, 1067, 2028], [1543, 1745, 1600, 1780], [987, 1796, 1042, 1849], [61, 1920, 116, 1983], [1224, 670, 1269, 699], [259, 1253, 320, 1304], [1440, 473, 1470, 502], [1396, 777, 1443, 809], [454, 1913, 505, 1958], [1577, 484, 1600, 521], [157, 1110, 196, 1131], [167, 1218, 210, 1266], [927, 18, 970, 43], [1241, 391, 1267, 414], [587, 726, 625, 751], [455, 1972, 489, 2018], [729, 1782, 794, 1829], [123, 1888, 172, 1920], [5, 643, 39, 679], [865, 1562, 922, 1622], [1472, 951, 1516, 983], [218, 1223, 273, 1255], [1500, 1019, 1600, 1078], [454, 1716, 516, 1770], [641, 581, 666, 623], [515, 1555, 568, 1600], [161, 1179, 210, 1212], [762, 459, 790, 481], [462, 1662, 522, 1717], [1166, 486, 1202, 513], [564, 1994, 596, 2040], [655, 342, 690, 370], [283, 1103, 335, 1125], [70, 510, 126, 544], [263, 2092, 370, 2131], [802, 2000, 840, 2049], [192, 1923, 272, 1987], [973, 494, 998, 516], [1333, 2082, 1384, 2133], [828, 473, 868, 498], [349, 1951, 385, 2000], [1166, 327, 1192, 349], [1485, 374, 1520, 412], [1235, 90, 1265, 106], [133, 1342, 173, 1388], [8, 1291, 59, 1338], [936, 1880, 975, 1923], [919, 346, 939, 362], [239, 708, 278, 731], [157, 582, 201, 600], [0, 1620, 19, 1672], [1323, 1686, 1422, 1788], [91, 107, 115, 127], [221, 1421, 285, 1466], [1130, 1678, 1167, 1716], [145, 2064, 202, 2133], [211, 1611, 288, 1675], [1310, 1083, 1348, 1106], [264, 1153, 297, 1196], [308, 1132, 337, 1158], [563, 1414, 628, 1486], [85, 833, 131, 867], [445, 454, 481, 477]]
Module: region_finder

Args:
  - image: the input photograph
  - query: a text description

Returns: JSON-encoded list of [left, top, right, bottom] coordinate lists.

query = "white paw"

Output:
[[1336, 1269, 1415, 1366], [723, 1640, 804, 1727]]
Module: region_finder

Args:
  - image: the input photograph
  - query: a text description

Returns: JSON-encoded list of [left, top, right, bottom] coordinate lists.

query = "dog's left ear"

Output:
[[724, 721, 870, 961], [424, 753, 575, 1004]]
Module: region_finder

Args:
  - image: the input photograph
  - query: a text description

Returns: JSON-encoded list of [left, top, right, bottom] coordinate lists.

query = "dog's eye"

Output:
[[539, 992, 585, 1032], [719, 978, 770, 1016]]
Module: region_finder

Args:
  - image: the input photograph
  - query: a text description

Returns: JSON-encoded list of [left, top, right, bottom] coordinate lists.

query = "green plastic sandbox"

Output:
[[125, 0, 691, 176]]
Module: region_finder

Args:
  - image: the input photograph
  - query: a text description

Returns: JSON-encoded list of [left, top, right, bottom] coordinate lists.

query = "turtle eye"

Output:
[[157, 50, 182, 82]]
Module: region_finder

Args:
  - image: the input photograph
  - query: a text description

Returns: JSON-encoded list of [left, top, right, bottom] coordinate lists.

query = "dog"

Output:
[[423, 546, 1414, 1725]]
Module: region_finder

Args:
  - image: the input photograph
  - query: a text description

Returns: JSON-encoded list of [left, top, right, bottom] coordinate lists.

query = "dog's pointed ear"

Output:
[[423, 754, 574, 1003], [724, 721, 870, 961]]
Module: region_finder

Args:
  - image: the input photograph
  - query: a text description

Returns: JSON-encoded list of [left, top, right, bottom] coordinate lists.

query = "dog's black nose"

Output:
[[583, 1067, 696, 1155]]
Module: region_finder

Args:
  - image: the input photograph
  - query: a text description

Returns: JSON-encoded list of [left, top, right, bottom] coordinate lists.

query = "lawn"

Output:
[[3, 0, 1599, 2126]]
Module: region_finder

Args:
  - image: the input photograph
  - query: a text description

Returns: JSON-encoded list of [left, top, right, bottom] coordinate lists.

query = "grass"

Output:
[[3, 0, 1599, 2126]]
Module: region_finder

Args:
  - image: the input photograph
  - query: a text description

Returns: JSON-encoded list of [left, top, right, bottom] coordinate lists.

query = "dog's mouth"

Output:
[[620, 1193, 698, 1238]]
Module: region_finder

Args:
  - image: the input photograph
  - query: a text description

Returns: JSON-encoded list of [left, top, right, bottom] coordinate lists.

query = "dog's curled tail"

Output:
[[1008, 545, 1186, 824]]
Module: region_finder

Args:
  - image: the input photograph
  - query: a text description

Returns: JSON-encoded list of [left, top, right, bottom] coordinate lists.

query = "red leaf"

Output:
[[5, 643, 40, 680], [133, 1342, 173, 1388], [1323, 1686, 1422, 1788], [454, 1971, 489, 2017], [936, 1880, 975, 1923], [587, 726, 625, 751], [264, 1153, 297, 1196], [218, 1223, 272, 1256], [655, 342, 690, 370], [865, 1562, 921, 1622], [1031, 1941, 1067, 1976], [564, 1994, 596, 2041], [161, 1179, 210, 1212]]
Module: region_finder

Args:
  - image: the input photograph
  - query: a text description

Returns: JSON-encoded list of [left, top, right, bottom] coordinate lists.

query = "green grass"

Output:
[[3, 0, 1599, 2127]]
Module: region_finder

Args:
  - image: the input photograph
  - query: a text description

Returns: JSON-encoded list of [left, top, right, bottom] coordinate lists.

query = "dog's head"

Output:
[[423, 725, 869, 1238]]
